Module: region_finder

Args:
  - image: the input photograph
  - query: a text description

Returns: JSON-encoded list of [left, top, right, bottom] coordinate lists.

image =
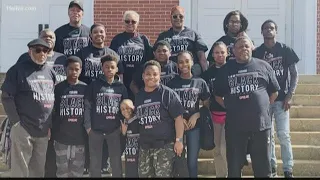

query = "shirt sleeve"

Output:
[[213, 67, 228, 97], [266, 64, 280, 93], [141, 35, 154, 61], [194, 31, 208, 52], [122, 85, 129, 99], [285, 45, 300, 65], [132, 66, 144, 89], [200, 80, 211, 101], [83, 82, 94, 130], [1, 66, 18, 96], [167, 89, 185, 119]]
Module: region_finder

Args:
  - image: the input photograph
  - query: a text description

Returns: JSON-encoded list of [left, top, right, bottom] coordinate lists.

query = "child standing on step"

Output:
[[120, 99, 139, 178]]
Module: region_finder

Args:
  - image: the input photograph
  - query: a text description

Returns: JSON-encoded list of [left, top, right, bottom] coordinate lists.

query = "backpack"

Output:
[[199, 106, 215, 150]]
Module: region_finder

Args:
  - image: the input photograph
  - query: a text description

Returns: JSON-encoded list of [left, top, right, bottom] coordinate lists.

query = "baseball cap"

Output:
[[69, 0, 83, 11], [27, 39, 50, 49]]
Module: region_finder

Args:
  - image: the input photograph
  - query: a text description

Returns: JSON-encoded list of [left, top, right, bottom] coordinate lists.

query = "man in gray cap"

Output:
[[1, 39, 56, 177], [54, 0, 90, 56]]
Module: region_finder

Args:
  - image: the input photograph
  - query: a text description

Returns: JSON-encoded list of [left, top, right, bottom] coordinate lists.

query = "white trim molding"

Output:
[[292, 0, 317, 75]]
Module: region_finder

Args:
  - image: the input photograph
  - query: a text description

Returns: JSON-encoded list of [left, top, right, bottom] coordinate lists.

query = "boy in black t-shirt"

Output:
[[53, 56, 87, 177], [84, 54, 128, 177], [135, 60, 185, 177], [253, 20, 299, 178], [120, 99, 139, 178]]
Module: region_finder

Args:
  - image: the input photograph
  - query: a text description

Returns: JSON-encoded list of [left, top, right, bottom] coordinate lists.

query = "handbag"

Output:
[[211, 111, 226, 124]]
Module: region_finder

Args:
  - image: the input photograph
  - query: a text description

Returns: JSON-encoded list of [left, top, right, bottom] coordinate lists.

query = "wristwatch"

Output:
[[176, 138, 183, 143]]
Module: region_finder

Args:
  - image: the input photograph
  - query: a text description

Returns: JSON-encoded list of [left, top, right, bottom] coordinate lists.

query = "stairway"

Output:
[[198, 75, 320, 177], [0, 74, 319, 177]]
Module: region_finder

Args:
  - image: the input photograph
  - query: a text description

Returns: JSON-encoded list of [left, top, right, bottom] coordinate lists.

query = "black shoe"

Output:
[[271, 167, 277, 177], [284, 171, 293, 178], [101, 168, 110, 174], [83, 168, 89, 175]]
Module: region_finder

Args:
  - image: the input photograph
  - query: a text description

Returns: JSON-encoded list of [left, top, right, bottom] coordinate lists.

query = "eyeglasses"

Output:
[[229, 20, 241, 25], [172, 14, 184, 19], [33, 47, 49, 54], [125, 20, 137, 24]]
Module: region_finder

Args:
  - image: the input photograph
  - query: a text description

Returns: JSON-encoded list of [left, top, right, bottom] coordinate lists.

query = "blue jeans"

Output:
[[186, 127, 200, 177], [270, 101, 294, 172]]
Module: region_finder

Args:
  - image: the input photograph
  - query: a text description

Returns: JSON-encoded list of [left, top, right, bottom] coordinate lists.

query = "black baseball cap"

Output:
[[69, 0, 83, 11], [27, 38, 50, 49]]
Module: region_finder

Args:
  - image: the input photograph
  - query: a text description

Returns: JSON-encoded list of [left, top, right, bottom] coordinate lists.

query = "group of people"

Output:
[[0, 0, 299, 178]]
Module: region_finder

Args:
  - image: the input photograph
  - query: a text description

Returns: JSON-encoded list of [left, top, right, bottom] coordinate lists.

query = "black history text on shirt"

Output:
[[60, 94, 84, 120], [125, 133, 139, 161], [136, 101, 161, 129], [96, 92, 122, 119], [228, 71, 259, 100], [118, 43, 144, 68]]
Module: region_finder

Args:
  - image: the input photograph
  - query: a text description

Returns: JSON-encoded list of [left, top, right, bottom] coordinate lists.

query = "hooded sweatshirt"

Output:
[[1, 58, 56, 137], [84, 74, 128, 134]]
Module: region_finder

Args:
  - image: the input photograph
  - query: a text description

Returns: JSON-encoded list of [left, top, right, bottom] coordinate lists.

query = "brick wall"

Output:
[[317, 0, 320, 73], [94, 0, 179, 46]]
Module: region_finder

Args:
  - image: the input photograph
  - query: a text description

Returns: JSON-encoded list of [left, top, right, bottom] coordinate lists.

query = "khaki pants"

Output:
[[213, 122, 227, 177], [10, 122, 48, 177]]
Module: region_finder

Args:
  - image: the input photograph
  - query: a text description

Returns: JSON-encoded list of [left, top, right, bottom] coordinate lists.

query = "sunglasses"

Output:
[[172, 14, 184, 19], [33, 47, 49, 54], [124, 20, 137, 24]]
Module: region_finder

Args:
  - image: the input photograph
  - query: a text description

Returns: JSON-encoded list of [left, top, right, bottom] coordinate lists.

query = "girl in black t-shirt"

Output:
[[201, 42, 228, 177], [167, 51, 210, 177], [120, 99, 139, 178]]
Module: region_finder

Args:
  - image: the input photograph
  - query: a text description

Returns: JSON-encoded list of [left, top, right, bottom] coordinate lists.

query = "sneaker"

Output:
[[101, 168, 110, 175], [83, 168, 89, 175], [284, 171, 293, 178], [246, 154, 252, 164], [271, 167, 277, 177]]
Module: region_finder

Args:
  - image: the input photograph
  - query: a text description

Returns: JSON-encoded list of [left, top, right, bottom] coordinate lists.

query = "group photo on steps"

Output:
[[0, 0, 303, 178]]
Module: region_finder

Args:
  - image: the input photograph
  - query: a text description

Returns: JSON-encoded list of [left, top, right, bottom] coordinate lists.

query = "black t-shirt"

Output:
[[156, 27, 208, 63], [214, 58, 280, 132], [75, 45, 123, 85], [124, 118, 139, 178], [201, 66, 227, 112], [134, 84, 185, 148], [84, 75, 128, 134], [17, 52, 67, 83], [253, 42, 300, 101], [167, 76, 210, 120], [207, 35, 236, 63], [54, 24, 91, 56], [1, 59, 56, 137], [53, 80, 87, 145], [110, 32, 153, 88], [133, 60, 179, 89]]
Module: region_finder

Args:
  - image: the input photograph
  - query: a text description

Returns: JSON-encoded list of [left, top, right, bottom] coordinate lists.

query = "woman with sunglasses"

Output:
[[156, 6, 208, 77], [110, 10, 153, 101], [207, 10, 251, 65]]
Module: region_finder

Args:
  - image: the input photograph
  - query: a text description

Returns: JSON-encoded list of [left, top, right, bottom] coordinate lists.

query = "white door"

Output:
[[0, 0, 44, 72], [193, 0, 289, 54], [194, 0, 241, 54], [242, 0, 287, 47]]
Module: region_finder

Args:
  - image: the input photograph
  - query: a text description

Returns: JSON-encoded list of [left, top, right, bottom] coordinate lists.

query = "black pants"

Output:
[[101, 141, 109, 168], [44, 138, 57, 177], [89, 129, 122, 177], [225, 128, 271, 178]]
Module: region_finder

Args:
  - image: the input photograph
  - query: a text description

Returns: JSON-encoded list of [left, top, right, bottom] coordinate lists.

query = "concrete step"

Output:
[[199, 145, 320, 160], [298, 75, 320, 84], [291, 118, 320, 131], [290, 106, 320, 118], [292, 95, 320, 106], [198, 159, 320, 176], [295, 84, 320, 95], [275, 132, 320, 146]]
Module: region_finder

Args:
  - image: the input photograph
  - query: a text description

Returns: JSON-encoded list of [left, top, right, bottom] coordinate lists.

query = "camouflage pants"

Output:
[[54, 141, 85, 177], [138, 142, 175, 177]]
